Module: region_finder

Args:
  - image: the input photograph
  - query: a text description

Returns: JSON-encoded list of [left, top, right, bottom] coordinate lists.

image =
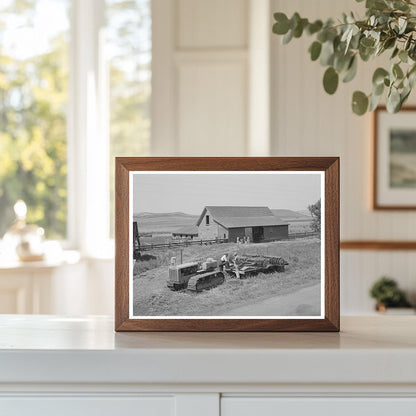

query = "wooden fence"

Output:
[[139, 232, 319, 251], [287, 231, 319, 239], [140, 238, 228, 251]]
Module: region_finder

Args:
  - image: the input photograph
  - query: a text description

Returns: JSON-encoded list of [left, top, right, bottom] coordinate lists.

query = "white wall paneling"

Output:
[[248, 0, 271, 156], [270, 0, 416, 314], [152, 0, 272, 156]]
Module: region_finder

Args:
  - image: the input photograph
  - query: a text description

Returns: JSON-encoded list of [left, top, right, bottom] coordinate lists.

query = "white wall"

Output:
[[69, 0, 416, 316], [152, 0, 253, 156], [271, 0, 416, 313]]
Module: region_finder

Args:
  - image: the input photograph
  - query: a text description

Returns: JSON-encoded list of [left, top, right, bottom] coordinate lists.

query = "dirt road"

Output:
[[223, 282, 321, 316]]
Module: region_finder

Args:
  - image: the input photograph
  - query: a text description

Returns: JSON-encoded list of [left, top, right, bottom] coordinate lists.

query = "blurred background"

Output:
[[0, 0, 415, 316]]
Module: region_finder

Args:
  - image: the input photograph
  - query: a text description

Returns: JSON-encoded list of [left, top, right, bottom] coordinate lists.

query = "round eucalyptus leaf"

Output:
[[369, 92, 383, 112], [273, 13, 290, 34], [342, 56, 357, 83], [372, 67, 389, 86], [320, 41, 335, 66], [373, 82, 385, 96], [307, 20, 323, 35], [352, 91, 369, 115], [360, 37, 375, 48], [387, 88, 401, 113], [309, 41, 322, 61], [323, 67, 339, 95]]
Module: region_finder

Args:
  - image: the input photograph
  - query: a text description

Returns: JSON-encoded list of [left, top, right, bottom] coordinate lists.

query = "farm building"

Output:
[[172, 226, 198, 239], [196, 206, 289, 243]]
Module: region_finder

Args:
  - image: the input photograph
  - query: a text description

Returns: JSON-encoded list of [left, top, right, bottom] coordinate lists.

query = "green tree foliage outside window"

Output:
[[0, 0, 69, 238], [0, 0, 151, 240], [107, 0, 151, 237]]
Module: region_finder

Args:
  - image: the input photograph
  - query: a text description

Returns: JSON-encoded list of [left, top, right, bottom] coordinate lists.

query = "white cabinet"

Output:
[[1, 316, 416, 416], [1, 397, 175, 416], [222, 398, 416, 416]]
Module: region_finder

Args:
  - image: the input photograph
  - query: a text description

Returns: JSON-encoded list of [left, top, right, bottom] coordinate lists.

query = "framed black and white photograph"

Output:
[[115, 157, 339, 332], [374, 106, 416, 210]]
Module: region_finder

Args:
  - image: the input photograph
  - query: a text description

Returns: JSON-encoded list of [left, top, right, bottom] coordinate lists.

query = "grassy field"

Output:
[[132, 238, 321, 316], [287, 219, 313, 234], [133, 212, 198, 234]]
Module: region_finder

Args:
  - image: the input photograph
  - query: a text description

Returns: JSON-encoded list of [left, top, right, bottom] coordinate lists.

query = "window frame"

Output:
[[67, 0, 111, 257]]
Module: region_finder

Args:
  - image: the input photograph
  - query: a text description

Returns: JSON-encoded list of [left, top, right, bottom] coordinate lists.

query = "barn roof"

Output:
[[196, 206, 288, 228], [172, 226, 199, 236], [214, 216, 288, 229]]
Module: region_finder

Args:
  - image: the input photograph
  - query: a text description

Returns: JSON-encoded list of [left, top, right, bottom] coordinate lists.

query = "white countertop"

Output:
[[0, 315, 415, 386]]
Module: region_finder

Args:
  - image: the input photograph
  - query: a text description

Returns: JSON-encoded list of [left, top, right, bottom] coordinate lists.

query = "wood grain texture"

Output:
[[115, 157, 340, 332], [341, 241, 416, 250], [373, 106, 416, 210]]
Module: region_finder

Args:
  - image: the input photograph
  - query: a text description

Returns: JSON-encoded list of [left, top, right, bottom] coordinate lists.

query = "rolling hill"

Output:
[[133, 212, 198, 234], [272, 209, 312, 221]]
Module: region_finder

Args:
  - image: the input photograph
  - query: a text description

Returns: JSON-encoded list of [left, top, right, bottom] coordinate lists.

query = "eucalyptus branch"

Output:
[[272, 0, 416, 115]]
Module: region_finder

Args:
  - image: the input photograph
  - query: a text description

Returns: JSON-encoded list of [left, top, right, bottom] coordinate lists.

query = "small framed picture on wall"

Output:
[[374, 106, 416, 209]]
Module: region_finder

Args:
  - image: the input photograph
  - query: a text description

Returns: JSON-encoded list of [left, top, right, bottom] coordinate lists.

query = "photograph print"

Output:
[[130, 171, 324, 319]]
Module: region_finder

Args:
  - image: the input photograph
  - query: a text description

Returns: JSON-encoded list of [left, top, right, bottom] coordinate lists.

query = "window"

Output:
[[0, 0, 151, 252], [0, 0, 70, 239], [206, 215, 210, 225], [106, 0, 151, 237]]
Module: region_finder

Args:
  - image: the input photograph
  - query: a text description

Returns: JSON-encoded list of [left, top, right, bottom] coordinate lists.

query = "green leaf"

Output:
[[393, 63, 404, 79], [352, 91, 369, 115], [366, 0, 388, 10], [323, 67, 339, 95], [334, 52, 352, 73], [369, 92, 383, 111], [282, 29, 293, 44], [405, 34, 413, 51], [383, 37, 396, 50], [317, 30, 328, 43], [374, 82, 385, 96], [342, 56, 357, 83], [360, 37, 375, 48], [307, 20, 323, 35], [400, 87, 411, 106], [273, 13, 290, 35], [309, 41, 322, 61], [320, 40, 335, 66], [387, 87, 401, 113], [399, 49, 408, 63], [372, 68, 389, 86], [293, 18, 308, 38], [398, 17, 407, 34], [391, 47, 399, 59]]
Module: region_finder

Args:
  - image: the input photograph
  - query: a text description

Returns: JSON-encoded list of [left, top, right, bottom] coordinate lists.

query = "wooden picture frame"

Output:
[[115, 157, 339, 332], [373, 106, 416, 210]]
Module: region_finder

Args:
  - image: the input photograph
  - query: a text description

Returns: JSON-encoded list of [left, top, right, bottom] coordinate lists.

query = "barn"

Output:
[[172, 226, 198, 239], [196, 206, 289, 243]]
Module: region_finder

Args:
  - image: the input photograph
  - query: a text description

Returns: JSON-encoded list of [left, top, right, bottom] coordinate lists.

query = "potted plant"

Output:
[[369, 276, 413, 313]]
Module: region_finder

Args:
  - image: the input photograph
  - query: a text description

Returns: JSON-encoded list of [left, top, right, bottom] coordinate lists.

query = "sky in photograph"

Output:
[[132, 172, 322, 215]]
